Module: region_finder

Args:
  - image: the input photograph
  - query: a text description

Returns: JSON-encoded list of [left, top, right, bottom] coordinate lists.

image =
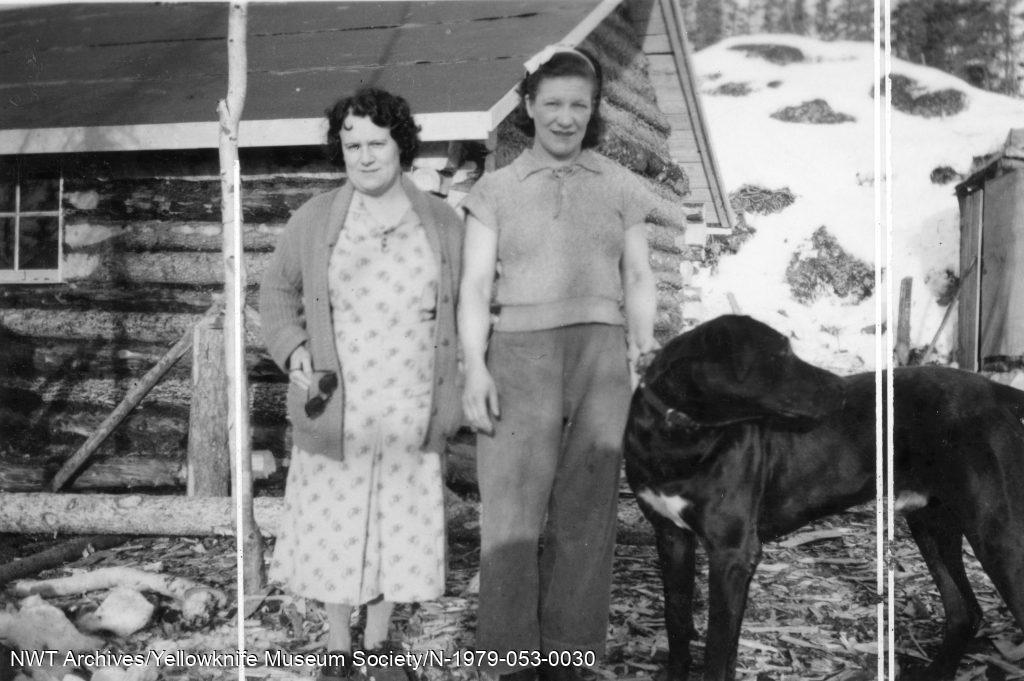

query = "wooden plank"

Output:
[[678, 162, 712, 185], [654, 0, 733, 229], [647, 53, 685, 75], [643, 2, 669, 36], [643, 34, 672, 54], [957, 189, 983, 370], [187, 322, 230, 497], [668, 136, 704, 163], [664, 112, 695, 132], [979, 172, 1024, 360]]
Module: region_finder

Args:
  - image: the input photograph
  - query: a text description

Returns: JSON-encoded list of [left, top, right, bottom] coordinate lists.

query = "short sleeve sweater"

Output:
[[461, 148, 651, 332]]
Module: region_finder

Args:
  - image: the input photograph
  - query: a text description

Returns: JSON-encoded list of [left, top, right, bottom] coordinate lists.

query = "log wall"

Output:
[[0, 147, 357, 490]]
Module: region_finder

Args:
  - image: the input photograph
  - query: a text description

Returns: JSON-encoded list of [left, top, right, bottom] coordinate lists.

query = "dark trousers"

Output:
[[476, 324, 631, 674]]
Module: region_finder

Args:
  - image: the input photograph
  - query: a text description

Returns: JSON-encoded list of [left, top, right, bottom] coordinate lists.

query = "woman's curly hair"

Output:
[[325, 88, 421, 169], [511, 48, 604, 149]]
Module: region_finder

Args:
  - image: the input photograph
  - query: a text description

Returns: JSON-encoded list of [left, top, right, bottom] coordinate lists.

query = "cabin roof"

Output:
[[0, 0, 616, 154]]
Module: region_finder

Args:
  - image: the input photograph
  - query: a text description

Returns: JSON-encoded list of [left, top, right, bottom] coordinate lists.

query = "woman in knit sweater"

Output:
[[260, 87, 463, 681], [459, 48, 658, 681]]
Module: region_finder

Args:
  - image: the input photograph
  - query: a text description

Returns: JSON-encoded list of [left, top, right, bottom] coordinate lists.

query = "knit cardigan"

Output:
[[259, 177, 464, 458]]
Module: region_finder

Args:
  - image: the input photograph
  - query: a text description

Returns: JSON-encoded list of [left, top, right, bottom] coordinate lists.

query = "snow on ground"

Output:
[[690, 34, 1024, 373]]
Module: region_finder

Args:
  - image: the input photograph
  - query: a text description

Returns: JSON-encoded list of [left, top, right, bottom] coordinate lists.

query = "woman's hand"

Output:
[[462, 361, 500, 435], [287, 344, 314, 391], [629, 337, 661, 389]]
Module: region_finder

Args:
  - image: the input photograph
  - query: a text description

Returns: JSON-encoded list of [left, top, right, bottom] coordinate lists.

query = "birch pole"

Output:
[[216, 1, 264, 593]]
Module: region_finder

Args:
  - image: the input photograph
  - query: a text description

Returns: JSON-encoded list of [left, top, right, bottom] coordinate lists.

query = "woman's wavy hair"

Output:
[[325, 87, 421, 169], [511, 48, 604, 149]]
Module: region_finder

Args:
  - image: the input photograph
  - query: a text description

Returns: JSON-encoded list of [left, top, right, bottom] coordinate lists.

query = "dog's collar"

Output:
[[640, 379, 702, 430]]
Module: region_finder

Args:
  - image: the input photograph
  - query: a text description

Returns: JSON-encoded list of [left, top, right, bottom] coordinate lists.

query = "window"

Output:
[[0, 164, 63, 283]]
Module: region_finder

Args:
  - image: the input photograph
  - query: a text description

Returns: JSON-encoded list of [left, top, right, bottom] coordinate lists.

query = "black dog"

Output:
[[624, 314, 1024, 681]]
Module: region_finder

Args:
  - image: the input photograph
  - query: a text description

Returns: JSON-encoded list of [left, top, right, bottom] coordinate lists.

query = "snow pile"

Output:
[[691, 34, 1024, 373]]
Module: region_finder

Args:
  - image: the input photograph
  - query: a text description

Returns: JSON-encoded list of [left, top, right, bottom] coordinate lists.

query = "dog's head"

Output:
[[643, 315, 845, 426]]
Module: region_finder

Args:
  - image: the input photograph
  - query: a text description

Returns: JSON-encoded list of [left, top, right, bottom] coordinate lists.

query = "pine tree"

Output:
[[892, 0, 1006, 92], [792, 0, 809, 34], [834, 0, 873, 39], [722, 0, 742, 38], [814, 0, 833, 39], [696, 0, 725, 48]]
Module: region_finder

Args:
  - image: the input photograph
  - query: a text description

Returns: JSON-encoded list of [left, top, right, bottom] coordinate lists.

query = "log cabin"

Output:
[[0, 0, 733, 495]]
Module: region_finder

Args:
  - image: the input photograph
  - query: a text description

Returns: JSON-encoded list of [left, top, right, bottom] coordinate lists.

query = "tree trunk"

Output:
[[0, 493, 283, 537], [217, 0, 265, 591]]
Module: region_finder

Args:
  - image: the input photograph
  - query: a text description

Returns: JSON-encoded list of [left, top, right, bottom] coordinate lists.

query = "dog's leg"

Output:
[[904, 508, 982, 680], [959, 501, 1024, 640], [704, 537, 761, 681], [654, 522, 698, 681]]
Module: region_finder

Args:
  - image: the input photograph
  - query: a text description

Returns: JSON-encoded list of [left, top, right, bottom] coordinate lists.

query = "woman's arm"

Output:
[[458, 214, 500, 434], [258, 221, 311, 382], [622, 223, 659, 367]]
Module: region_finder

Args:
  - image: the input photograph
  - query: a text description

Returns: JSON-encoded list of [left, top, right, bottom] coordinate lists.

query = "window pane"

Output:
[[21, 179, 60, 211], [19, 216, 59, 269], [0, 173, 13, 212], [0, 217, 13, 268]]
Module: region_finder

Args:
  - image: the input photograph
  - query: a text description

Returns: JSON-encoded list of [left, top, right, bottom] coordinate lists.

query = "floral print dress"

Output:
[[270, 195, 446, 606]]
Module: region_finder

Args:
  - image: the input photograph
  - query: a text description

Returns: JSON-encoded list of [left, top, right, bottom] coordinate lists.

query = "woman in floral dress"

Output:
[[260, 87, 463, 680]]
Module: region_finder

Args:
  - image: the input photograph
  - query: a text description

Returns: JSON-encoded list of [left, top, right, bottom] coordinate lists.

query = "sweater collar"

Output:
[[512, 148, 603, 181]]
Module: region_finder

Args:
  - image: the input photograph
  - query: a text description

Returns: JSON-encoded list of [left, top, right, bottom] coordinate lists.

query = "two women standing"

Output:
[[261, 45, 656, 681]]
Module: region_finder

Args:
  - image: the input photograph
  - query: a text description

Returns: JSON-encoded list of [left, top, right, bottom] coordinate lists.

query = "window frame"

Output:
[[0, 169, 64, 284]]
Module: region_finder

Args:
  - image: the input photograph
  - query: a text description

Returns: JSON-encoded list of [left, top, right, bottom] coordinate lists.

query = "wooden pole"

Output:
[[895, 277, 912, 366], [187, 317, 231, 497], [48, 303, 222, 492], [217, 0, 264, 591], [920, 258, 978, 365]]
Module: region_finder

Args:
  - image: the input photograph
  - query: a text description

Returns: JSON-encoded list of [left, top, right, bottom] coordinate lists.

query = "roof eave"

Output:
[[0, 111, 495, 155]]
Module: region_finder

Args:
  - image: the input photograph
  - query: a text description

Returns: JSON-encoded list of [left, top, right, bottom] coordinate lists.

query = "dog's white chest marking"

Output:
[[637, 488, 692, 531], [894, 490, 929, 513]]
